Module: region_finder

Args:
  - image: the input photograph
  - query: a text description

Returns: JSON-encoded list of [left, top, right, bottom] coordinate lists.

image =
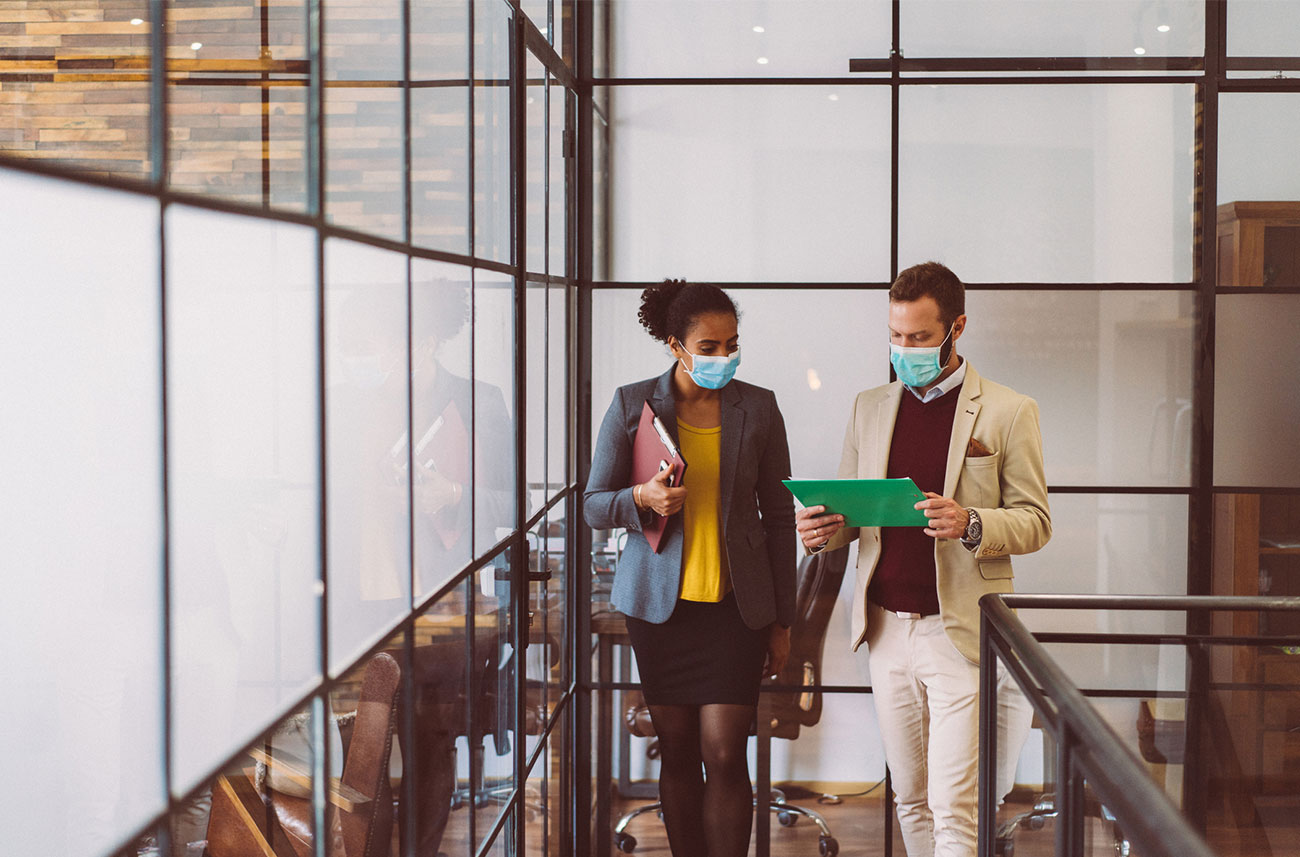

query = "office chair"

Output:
[[207, 651, 402, 857], [612, 546, 850, 857]]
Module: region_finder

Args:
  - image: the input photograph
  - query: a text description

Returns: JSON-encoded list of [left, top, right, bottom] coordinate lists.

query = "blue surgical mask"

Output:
[[889, 325, 954, 388], [680, 346, 741, 390]]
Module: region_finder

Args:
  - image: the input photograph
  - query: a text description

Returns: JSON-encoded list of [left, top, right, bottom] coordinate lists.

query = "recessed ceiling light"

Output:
[[190, 42, 203, 50], [752, 25, 765, 33], [130, 18, 143, 26], [1157, 24, 1171, 33], [756, 56, 769, 65], [1134, 46, 1147, 55], [828, 93, 839, 101]]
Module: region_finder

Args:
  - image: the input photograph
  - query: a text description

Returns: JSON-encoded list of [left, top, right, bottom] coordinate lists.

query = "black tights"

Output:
[[648, 703, 755, 857]]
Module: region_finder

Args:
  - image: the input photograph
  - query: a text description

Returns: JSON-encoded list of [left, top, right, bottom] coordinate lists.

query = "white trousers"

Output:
[[866, 603, 1034, 857]]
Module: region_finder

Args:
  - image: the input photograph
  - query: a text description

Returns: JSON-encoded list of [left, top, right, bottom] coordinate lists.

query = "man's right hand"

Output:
[[637, 466, 687, 517], [796, 505, 845, 550]]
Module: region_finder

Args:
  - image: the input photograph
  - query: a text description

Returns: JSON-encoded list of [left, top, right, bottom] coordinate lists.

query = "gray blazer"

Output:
[[584, 365, 797, 629]]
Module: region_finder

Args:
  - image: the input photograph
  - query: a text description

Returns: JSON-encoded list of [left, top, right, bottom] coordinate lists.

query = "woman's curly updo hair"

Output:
[[637, 279, 739, 345]]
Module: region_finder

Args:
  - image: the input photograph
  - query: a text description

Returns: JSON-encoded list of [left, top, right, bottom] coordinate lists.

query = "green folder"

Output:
[[781, 477, 930, 527]]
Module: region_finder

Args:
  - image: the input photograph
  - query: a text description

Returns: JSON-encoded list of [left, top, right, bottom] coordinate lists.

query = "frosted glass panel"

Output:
[[1017, 493, 1190, 686], [550, 79, 567, 276], [325, 239, 411, 674], [0, 169, 164, 856], [527, 53, 547, 274], [612, 0, 891, 77], [590, 289, 890, 482], [475, 0, 513, 263], [166, 206, 322, 794], [902, 0, 1203, 58], [1219, 94, 1300, 206], [1229, 0, 1300, 57], [611, 86, 892, 281], [412, 260, 476, 599], [475, 269, 518, 553], [900, 85, 1195, 283], [527, 282, 548, 500], [548, 286, 567, 495], [1214, 294, 1300, 488], [962, 291, 1194, 487]]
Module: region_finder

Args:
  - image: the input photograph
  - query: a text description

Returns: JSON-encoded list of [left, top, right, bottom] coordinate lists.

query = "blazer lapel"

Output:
[[943, 364, 983, 497], [872, 384, 905, 478], [648, 364, 681, 447], [718, 381, 746, 530]]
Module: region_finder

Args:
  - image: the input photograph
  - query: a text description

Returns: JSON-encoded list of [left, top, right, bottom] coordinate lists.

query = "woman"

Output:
[[584, 281, 796, 857]]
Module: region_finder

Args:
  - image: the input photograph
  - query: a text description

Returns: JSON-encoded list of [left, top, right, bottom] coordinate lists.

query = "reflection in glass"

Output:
[[1214, 295, 1300, 487], [166, 2, 309, 209], [610, 86, 891, 281], [324, 0, 405, 239], [901, 0, 1203, 58], [1218, 94, 1300, 214], [900, 85, 1195, 283], [0, 170, 164, 856], [962, 291, 1194, 486], [166, 207, 321, 795], [612, 0, 891, 78], [411, 582, 473, 857], [413, 260, 477, 599], [475, 0, 513, 262], [325, 239, 411, 674], [0, 3, 151, 181], [411, 0, 471, 253], [478, 548, 519, 852], [475, 269, 518, 552]]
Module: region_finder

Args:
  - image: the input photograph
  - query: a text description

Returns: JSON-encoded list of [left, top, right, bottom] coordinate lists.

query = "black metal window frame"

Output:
[[0, 0, 582, 855]]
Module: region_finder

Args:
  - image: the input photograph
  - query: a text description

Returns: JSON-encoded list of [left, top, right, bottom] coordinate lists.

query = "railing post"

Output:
[[978, 609, 999, 857], [1056, 722, 1085, 857]]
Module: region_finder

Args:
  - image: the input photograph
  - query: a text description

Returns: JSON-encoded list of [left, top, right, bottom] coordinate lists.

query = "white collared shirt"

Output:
[[905, 357, 967, 403]]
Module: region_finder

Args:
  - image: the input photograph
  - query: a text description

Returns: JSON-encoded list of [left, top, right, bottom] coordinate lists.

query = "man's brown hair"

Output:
[[889, 262, 965, 328]]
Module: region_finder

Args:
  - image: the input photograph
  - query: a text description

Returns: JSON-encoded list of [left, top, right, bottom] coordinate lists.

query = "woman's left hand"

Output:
[[764, 624, 791, 679]]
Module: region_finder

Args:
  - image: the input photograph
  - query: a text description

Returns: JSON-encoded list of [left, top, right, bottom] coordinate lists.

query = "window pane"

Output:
[[592, 106, 609, 279], [412, 0, 470, 254], [962, 290, 1195, 487], [478, 550, 517, 853], [549, 79, 567, 277], [412, 580, 474, 856], [0, 168, 164, 855], [590, 288, 891, 482], [527, 52, 546, 274], [548, 285, 567, 495], [324, 0, 404, 240], [413, 260, 476, 599], [475, 269, 518, 552], [0, 3, 152, 180], [166, 206, 322, 796], [167, 3, 310, 210], [611, 86, 892, 281], [474, 0, 513, 263], [902, 0, 1203, 58], [900, 85, 1195, 283], [325, 238, 411, 674], [1219, 94, 1300, 250], [1229, 0, 1300, 57], [1214, 294, 1300, 487], [612, 0, 891, 77], [527, 281, 548, 503]]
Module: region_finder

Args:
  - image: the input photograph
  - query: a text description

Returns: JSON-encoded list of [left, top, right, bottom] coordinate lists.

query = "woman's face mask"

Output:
[[678, 345, 741, 390]]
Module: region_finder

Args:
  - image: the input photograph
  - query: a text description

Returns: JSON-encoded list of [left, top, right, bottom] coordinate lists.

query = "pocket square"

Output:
[[966, 437, 995, 457]]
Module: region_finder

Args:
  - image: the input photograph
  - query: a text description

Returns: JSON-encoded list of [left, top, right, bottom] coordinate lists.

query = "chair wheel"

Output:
[[614, 832, 637, 853], [777, 810, 797, 827], [819, 835, 839, 857], [996, 838, 1015, 857], [1028, 816, 1046, 831]]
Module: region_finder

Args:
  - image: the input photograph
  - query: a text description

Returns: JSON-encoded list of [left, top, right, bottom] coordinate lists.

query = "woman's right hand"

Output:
[[636, 466, 687, 517], [796, 505, 845, 550]]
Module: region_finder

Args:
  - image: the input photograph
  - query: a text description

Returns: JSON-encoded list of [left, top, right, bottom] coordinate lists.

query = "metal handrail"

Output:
[[973, 593, 1300, 857]]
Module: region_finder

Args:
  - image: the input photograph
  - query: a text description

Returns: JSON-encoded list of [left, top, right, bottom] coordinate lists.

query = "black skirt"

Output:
[[625, 591, 768, 706]]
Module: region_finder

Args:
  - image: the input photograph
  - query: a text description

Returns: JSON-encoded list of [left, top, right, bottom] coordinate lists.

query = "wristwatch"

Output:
[[961, 508, 983, 548]]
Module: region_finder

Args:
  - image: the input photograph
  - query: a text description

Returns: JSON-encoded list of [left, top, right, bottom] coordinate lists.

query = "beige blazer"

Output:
[[822, 362, 1051, 663]]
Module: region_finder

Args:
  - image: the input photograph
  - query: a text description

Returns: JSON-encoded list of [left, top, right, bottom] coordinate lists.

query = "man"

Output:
[[797, 262, 1051, 857]]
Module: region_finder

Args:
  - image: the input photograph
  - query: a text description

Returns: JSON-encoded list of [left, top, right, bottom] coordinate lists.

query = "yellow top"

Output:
[[676, 419, 730, 602]]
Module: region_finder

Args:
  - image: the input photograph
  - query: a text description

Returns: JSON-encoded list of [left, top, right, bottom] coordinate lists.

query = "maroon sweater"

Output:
[[867, 386, 962, 615]]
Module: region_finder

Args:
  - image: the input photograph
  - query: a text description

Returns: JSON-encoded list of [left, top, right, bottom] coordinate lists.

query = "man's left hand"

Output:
[[916, 492, 968, 540]]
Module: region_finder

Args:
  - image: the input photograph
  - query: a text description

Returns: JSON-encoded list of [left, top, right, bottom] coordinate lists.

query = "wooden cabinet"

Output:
[[1217, 201, 1300, 287]]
